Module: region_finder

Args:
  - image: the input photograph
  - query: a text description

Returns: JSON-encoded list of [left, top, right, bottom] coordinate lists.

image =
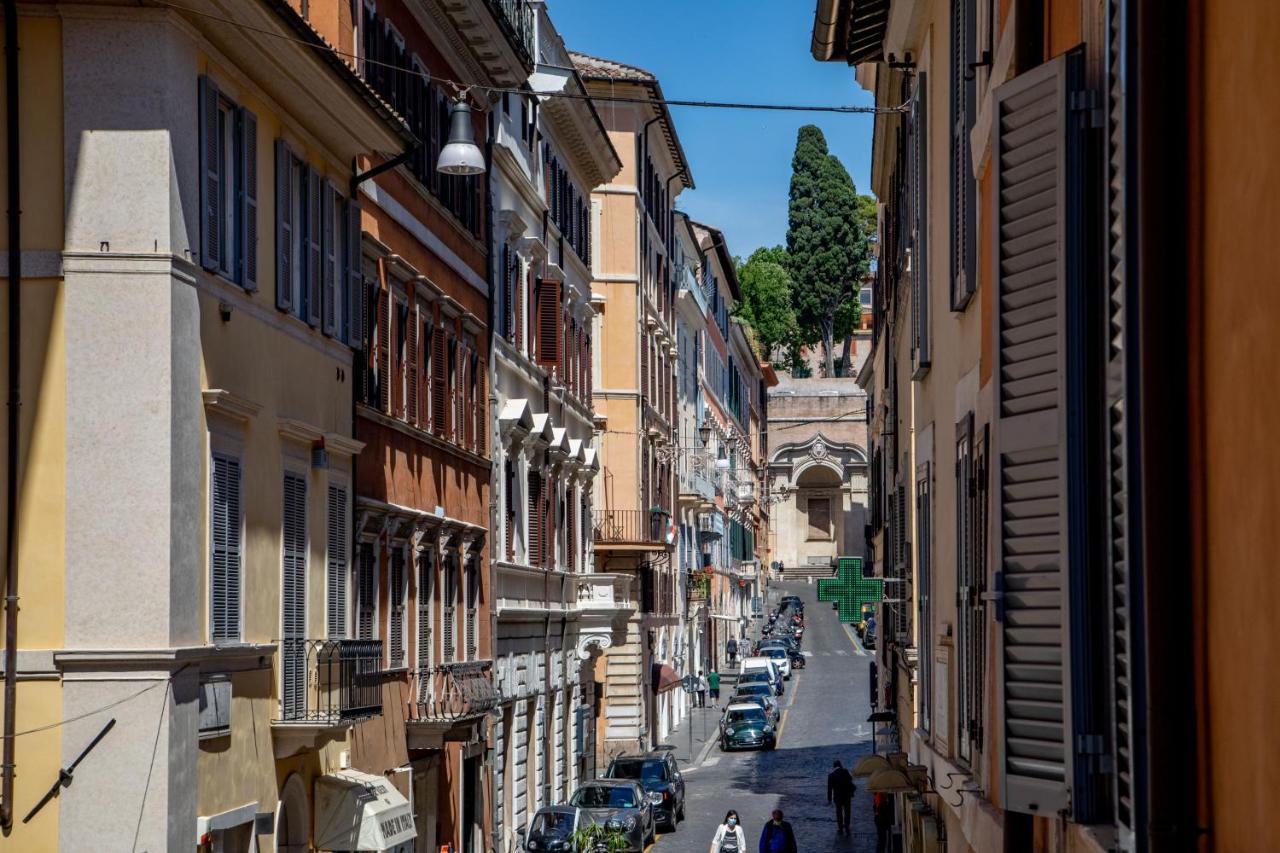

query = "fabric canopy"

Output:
[[314, 769, 416, 851], [651, 663, 681, 693]]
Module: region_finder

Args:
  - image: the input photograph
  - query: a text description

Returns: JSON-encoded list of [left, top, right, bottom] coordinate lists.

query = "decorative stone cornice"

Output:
[[203, 389, 262, 423], [277, 417, 325, 445], [324, 433, 366, 458]]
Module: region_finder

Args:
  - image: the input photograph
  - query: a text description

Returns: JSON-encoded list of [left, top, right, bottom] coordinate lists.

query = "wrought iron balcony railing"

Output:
[[275, 638, 383, 725], [411, 659, 501, 723], [592, 509, 665, 545], [485, 0, 536, 67]]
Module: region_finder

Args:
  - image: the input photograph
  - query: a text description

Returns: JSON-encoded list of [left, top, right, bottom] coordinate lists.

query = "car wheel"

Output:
[[677, 801, 686, 821]]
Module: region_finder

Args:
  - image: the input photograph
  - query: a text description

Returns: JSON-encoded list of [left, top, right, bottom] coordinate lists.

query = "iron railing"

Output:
[[592, 509, 664, 544], [276, 639, 383, 724], [485, 0, 536, 67], [411, 660, 501, 723]]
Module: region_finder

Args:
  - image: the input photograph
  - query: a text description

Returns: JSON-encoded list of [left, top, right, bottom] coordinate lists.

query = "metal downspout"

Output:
[[2, 0, 21, 833]]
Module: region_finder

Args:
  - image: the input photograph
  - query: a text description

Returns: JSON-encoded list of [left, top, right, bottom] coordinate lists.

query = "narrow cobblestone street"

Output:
[[654, 582, 878, 852]]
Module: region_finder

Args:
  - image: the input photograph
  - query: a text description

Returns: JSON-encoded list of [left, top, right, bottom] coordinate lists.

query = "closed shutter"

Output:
[[326, 484, 348, 639], [390, 548, 406, 667], [307, 167, 322, 327], [515, 265, 527, 351], [199, 76, 222, 273], [912, 72, 931, 377], [274, 139, 293, 312], [322, 181, 338, 336], [640, 336, 649, 399], [240, 109, 259, 291], [505, 461, 517, 561], [991, 53, 1081, 816], [281, 472, 307, 718], [956, 413, 977, 762], [528, 470, 543, 568], [417, 549, 433, 672], [442, 557, 456, 663], [406, 304, 419, 427], [950, 0, 978, 309], [377, 268, 391, 414], [537, 280, 561, 368], [474, 357, 486, 454], [346, 202, 362, 346], [565, 492, 576, 573], [210, 453, 242, 642], [356, 542, 376, 640], [432, 319, 448, 437], [585, 333, 592, 404], [465, 557, 478, 659]]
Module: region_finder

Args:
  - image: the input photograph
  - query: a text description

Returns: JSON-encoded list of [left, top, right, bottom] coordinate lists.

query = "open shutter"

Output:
[[275, 140, 293, 312], [281, 473, 308, 718], [416, 549, 433, 671], [306, 167, 322, 327], [465, 557, 478, 659], [912, 72, 931, 377], [640, 337, 649, 399], [992, 53, 1082, 817], [389, 549, 406, 667], [199, 76, 222, 273], [240, 109, 259, 291], [326, 484, 348, 639], [407, 303, 419, 426], [474, 357, 487, 455], [346, 202, 362, 346], [950, 0, 978, 309], [536, 280, 561, 369], [322, 181, 338, 336], [210, 454, 242, 642], [528, 470, 543, 569], [356, 543, 376, 640], [431, 321, 448, 437], [441, 558, 456, 663], [377, 276, 391, 415]]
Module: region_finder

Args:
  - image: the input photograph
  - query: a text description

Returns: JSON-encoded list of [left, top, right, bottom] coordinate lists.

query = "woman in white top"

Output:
[[709, 809, 747, 853]]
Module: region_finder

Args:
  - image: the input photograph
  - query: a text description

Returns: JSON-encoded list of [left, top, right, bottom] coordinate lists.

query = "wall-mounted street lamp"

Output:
[[436, 99, 485, 175]]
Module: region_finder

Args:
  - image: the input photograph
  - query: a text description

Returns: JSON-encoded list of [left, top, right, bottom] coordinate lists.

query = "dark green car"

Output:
[[719, 702, 777, 751]]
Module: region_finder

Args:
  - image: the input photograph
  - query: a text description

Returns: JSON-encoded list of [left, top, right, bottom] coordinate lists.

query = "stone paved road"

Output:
[[653, 581, 879, 853]]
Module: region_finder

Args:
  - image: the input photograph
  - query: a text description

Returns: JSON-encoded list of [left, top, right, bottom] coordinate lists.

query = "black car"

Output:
[[603, 750, 685, 831], [720, 702, 777, 751], [523, 805, 588, 852]]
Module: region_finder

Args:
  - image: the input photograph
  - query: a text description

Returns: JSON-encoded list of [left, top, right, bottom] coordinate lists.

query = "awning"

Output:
[[314, 770, 416, 851], [709, 614, 743, 622], [651, 663, 681, 693]]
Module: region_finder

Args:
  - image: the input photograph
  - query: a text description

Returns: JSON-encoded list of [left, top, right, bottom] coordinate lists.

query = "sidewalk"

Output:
[[661, 675, 740, 772]]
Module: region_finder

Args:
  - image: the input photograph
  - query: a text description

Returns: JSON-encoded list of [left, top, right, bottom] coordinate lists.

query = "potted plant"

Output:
[[568, 822, 630, 852]]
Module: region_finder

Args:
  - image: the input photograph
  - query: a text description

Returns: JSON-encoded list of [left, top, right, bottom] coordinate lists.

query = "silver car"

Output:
[[568, 779, 655, 851]]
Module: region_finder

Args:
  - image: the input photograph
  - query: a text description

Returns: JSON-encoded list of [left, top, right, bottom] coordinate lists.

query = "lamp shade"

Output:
[[436, 101, 485, 175], [698, 423, 712, 445]]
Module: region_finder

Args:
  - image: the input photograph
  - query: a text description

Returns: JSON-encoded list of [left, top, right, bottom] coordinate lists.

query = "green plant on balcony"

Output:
[[688, 574, 711, 599]]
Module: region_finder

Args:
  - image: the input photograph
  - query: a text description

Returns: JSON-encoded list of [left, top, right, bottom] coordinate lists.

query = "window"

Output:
[[417, 548, 433, 675], [806, 498, 832, 541], [281, 471, 308, 719], [910, 71, 930, 379], [950, 0, 978, 309], [198, 677, 232, 740], [465, 555, 479, 660], [442, 555, 457, 663], [355, 541, 377, 640], [326, 483, 348, 639], [199, 76, 257, 290], [916, 463, 932, 733], [210, 452, 242, 642], [389, 547, 407, 667]]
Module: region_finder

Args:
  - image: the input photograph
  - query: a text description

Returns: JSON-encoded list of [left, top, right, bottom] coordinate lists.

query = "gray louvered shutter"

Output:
[[275, 140, 293, 312], [281, 472, 308, 718], [200, 76, 222, 272], [417, 549, 433, 671], [912, 72, 930, 377], [442, 557, 456, 663], [465, 556, 478, 659], [346, 202, 362, 346], [356, 542, 376, 640], [239, 108, 259, 291], [992, 53, 1077, 816], [326, 484, 348, 639], [307, 167, 322, 327], [210, 453, 242, 642], [390, 548, 406, 667], [322, 180, 338, 336], [950, 0, 977, 309]]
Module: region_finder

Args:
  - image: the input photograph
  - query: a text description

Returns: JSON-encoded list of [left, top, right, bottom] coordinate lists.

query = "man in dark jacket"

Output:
[[758, 809, 798, 853], [827, 759, 856, 833]]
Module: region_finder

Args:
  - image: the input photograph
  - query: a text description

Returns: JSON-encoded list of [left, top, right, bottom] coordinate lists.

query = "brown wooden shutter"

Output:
[[431, 316, 448, 437], [537, 279, 561, 369], [641, 337, 649, 399], [528, 470, 543, 568], [992, 52, 1078, 817], [406, 301, 419, 426], [474, 357, 486, 455], [377, 262, 391, 415]]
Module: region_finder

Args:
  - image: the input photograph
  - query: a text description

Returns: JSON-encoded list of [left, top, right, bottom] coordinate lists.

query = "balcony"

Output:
[[576, 573, 636, 659], [274, 639, 383, 727], [433, 0, 535, 86], [592, 509, 668, 549], [735, 479, 757, 505], [485, 0, 536, 66], [406, 660, 500, 748]]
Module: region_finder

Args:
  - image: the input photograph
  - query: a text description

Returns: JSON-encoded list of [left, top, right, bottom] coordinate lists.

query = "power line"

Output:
[[152, 1, 906, 116]]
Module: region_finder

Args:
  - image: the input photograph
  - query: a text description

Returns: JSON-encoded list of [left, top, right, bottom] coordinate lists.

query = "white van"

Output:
[[740, 655, 788, 682]]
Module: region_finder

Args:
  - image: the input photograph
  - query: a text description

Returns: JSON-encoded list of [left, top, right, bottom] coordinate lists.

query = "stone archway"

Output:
[[276, 773, 309, 853]]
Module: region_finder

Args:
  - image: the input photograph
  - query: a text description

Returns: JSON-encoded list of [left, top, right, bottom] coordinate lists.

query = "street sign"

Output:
[[681, 675, 699, 694]]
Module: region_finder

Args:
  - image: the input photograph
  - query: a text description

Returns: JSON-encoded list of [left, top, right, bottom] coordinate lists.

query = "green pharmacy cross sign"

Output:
[[816, 557, 882, 623]]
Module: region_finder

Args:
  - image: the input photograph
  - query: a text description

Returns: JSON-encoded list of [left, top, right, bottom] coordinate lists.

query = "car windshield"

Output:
[[740, 671, 770, 682], [726, 708, 767, 725], [609, 759, 668, 784], [765, 648, 786, 658], [572, 786, 637, 809], [530, 812, 574, 837], [736, 684, 772, 697]]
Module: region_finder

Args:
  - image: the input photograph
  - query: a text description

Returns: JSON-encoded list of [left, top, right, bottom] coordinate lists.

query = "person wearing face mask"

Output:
[[709, 809, 746, 853], [758, 808, 797, 853]]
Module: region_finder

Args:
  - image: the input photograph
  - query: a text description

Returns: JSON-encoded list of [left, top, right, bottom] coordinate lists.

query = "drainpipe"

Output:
[[482, 107, 501, 851], [2, 0, 21, 834]]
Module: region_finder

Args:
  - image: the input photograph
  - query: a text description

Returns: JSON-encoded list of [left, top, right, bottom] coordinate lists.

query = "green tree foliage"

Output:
[[735, 246, 801, 370], [785, 125, 870, 376]]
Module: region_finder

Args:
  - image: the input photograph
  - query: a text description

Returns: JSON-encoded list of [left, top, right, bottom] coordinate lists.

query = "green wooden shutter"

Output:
[[210, 453, 242, 642], [199, 76, 221, 272], [322, 180, 338, 336], [950, 0, 978, 309], [239, 108, 258, 291], [306, 167, 322, 327], [274, 139, 293, 313]]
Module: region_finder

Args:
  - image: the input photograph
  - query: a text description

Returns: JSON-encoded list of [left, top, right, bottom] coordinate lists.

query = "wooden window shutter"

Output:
[[516, 265, 528, 351], [527, 470, 543, 568], [912, 72, 931, 377], [239, 108, 259, 291], [326, 484, 348, 639], [505, 461, 517, 561], [406, 303, 419, 426], [441, 557, 455, 663], [565, 491, 576, 573], [274, 139, 293, 312], [992, 52, 1084, 817], [950, 0, 978, 310], [199, 76, 222, 273], [465, 557, 478, 658], [281, 472, 307, 717], [416, 549, 433, 670], [431, 319, 448, 437], [322, 180, 338, 336], [389, 549, 406, 667], [537, 279, 561, 368], [474, 356, 487, 454], [377, 271, 391, 415], [306, 167, 322, 327], [641, 336, 649, 399], [356, 542, 376, 640], [346, 202, 362, 346], [210, 453, 242, 642]]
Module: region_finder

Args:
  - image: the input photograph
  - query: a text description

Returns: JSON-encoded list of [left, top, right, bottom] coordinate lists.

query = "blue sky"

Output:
[[547, 0, 876, 259]]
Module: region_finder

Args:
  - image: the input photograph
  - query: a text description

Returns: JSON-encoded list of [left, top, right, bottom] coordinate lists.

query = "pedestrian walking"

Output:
[[709, 809, 746, 853], [758, 809, 797, 853], [696, 670, 708, 708], [727, 637, 738, 666], [873, 791, 894, 853], [827, 759, 856, 834], [708, 668, 721, 702]]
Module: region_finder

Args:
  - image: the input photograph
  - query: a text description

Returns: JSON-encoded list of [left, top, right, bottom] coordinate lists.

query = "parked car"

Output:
[[731, 683, 781, 722], [729, 691, 780, 725], [757, 646, 793, 679], [738, 668, 783, 696], [785, 647, 806, 669], [524, 805, 590, 852], [568, 780, 654, 851], [603, 751, 685, 831], [719, 702, 777, 751], [740, 655, 787, 682]]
